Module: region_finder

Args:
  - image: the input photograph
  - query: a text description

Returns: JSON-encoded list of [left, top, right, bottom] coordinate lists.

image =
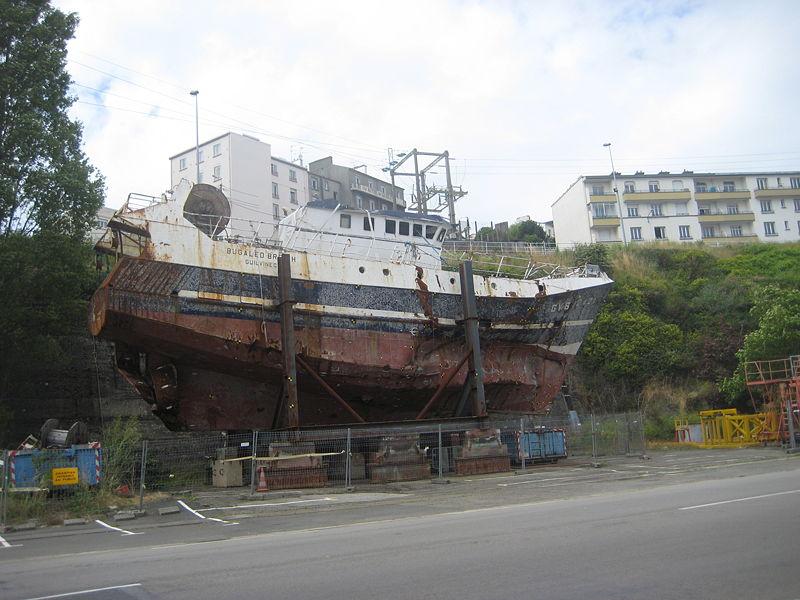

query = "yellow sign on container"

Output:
[[52, 467, 79, 486]]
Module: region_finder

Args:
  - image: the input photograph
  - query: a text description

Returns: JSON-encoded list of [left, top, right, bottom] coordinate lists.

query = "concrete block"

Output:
[[113, 511, 136, 521], [158, 506, 181, 516], [64, 518, 87, 526], [12, 521, 37, 531]]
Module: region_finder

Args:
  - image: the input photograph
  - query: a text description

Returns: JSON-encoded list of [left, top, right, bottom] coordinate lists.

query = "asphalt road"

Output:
[[2, 455, 800, 600]]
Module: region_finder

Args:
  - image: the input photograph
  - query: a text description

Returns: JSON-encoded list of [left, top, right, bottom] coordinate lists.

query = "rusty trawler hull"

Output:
[[89, 255, 611, 431], [90, 182, 612, 431]]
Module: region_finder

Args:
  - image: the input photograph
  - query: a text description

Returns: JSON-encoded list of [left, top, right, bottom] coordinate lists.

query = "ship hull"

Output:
[[90, 257, 611, 430]]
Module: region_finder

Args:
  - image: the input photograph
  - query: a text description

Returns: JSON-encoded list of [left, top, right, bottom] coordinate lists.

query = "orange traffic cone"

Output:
[[256, 466, 269, 492]]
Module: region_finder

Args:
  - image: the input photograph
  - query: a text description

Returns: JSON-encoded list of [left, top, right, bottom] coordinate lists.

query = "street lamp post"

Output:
[[190, 90, 200, 184], [603, 142, 627, 246]]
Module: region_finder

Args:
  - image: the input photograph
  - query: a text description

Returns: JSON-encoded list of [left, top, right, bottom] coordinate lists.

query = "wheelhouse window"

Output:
[[398, 221, 410, 236], [363, 217, 374, 231], [385, 219, 396, 234], [412, 223, 423, 237], [436, 228, 447, 242], [425, 225, 437, 239], [340, 214, 351, 229]]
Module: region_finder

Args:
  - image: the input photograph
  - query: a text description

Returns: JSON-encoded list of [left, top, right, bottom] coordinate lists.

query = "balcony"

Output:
[[701, 234, 759, 244], [623, 190, 691, 202], [589, 192, 617, 203], [754, 187, 800, 197], [351, 182, 388, 199], [697, 211, 755, 223], [591, 216, 620, 227], [695, 190, 751, 201]]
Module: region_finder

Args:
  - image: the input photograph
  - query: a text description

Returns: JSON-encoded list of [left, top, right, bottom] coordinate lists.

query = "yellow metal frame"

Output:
[[697, 409, 778, 447]]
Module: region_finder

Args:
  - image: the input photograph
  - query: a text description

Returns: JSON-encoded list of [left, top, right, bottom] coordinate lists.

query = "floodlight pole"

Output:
[[190, 90, 200, 183], [603, 142, 627, 246]]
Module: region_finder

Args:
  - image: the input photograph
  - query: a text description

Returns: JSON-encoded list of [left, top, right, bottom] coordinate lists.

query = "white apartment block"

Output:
[[552, 171, 800, 247], [169, 132, 309, 237]]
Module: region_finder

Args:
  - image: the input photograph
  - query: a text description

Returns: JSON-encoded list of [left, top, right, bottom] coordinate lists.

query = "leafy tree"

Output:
[[573, 243, 612, 274], [0, 0, 104, 236], [721, 285, 800, 400], [474, 226, 496, 241], [508, 220, 548, 243]]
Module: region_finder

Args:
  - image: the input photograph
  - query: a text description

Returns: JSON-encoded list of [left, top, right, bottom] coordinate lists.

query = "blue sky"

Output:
[[56, 0, 800, 225]]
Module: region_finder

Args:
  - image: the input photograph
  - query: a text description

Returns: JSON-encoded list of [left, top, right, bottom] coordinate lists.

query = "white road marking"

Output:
[[94, 519, 141, 536], [0, 533, 21, 548], [177, 500, 237, 525], [23, 583, 142, 599], [199, 497, 336, 512], [679, 489, 800, 510]]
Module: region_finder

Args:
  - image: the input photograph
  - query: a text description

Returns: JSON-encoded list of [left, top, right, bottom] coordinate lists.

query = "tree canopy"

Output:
[[0, 0, 103, 237]]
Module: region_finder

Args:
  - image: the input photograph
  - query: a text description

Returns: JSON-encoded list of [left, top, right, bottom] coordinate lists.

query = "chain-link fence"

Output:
[[0, 412, 644, 527]]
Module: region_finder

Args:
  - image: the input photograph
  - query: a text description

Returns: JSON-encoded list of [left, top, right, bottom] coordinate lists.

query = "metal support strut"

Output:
[[459, 261, 487, 418], [278, 254, 300, 428]]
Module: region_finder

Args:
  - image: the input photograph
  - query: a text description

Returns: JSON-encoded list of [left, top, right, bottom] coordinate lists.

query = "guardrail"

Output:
[[443, 240, 557, 255]]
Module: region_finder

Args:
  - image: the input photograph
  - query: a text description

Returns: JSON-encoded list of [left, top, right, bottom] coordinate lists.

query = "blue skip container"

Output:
[[9, 444, 102, 488], [503, 428, 567, 464]]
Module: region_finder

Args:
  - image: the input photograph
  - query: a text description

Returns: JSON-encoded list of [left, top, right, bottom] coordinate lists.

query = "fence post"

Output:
[[1, 449, 8, 531], [138, 440, 148, 512], [639, 410, 649, 459], [520, 418, 526, 471], [438, 424, 443, 479], [345, 428, 352, 489], [591, 412, 600, 467], [249, 430, 258, 494]]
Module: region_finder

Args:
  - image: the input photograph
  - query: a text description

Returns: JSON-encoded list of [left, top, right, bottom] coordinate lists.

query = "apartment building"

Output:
[[169, 132, 309, 236], [552, 171, 800, 247], [309, 157, 405, 211]]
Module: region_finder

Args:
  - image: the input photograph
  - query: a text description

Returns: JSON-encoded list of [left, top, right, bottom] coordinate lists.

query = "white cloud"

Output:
[[54, 0, 800, 224]]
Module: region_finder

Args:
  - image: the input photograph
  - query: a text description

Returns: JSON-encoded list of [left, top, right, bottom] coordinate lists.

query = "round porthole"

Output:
[[491, 282, 497, 289], [450, 277, 455, 284], [383, 268, 390, 276], [359, 266, 365, 273]]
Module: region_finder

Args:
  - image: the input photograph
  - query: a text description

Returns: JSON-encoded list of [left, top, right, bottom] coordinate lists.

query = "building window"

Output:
[[650, 204, 663, 217], [354, 176, 360, 186], [212, 143, 221, 157], [794, 199, 800, 212], [311, 179, 318, 190], [592, 185, 605, 195], [764, 221, 777, 236], [340, 214, 351, 229], [272, 183, 279, 199], [179, 157, 187, 171], [627, 205, 639, 217], [290, 189, 297, 204], [695, 182, 707, 193], [380, 185, 386, 195], [324, 181, 329, 191], [396, 190, 402, 200], [757, 177, 768, 190], [363, 217, 374, 231], [730, 225, 743, 237], [778, 177, 783, 188], [630, 227, 642, 241], [271, 163, 278, 176], [723, 181, 735, 192], [672, 180, 683, 191], [785, 220, 790, 231], [385, 219, 396, 234], [593, 204, 614, 218], [698, 205, 710, 215], [213, 165, 221, 180], [727, 204, 739, 215], [648, 181, 660, 193], [791, 177, 800, 189], [412, 223, 423, 237], [273, 204, 280, 219], [289, 169, 297, 182], [198, 150, 204, 163], [624, 182, 635, 193], [399, 221, 410, 236], [369, 200, 375, 211], [654, 226, 666, 239], [679, 225, 691, 239], [702, 226, 715, 238], [760, 199, 773, 213], [780, 199, 786, 209]]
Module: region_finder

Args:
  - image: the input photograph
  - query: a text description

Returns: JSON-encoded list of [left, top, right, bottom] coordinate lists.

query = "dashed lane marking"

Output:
[[199, 497, 336, 512], [679, 489, 800, 510], [22, 583, 142, 599]]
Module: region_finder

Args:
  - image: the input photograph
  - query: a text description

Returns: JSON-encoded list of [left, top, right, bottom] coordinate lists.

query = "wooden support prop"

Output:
[[278, 254, 299, 428], [416, 352, 471, 420], [459, 260, 487, 418], [296, 355, 366, 423]]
